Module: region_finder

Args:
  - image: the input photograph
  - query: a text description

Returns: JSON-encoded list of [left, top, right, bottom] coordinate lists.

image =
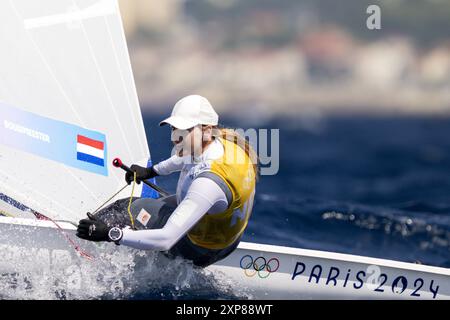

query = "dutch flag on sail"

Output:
[[76, 134, 105, 166]]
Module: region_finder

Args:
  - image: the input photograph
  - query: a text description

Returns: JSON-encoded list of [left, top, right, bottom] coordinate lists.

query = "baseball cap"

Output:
[[159, 95, 219, 130]]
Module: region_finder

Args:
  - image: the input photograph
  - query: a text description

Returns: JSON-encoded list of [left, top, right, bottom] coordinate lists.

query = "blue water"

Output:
[[143, 113, 450, 269]]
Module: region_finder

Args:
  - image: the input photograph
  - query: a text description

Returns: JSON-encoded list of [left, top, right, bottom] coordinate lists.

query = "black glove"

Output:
[[125, 164, 159, 185], [76, 214, 111, 242]]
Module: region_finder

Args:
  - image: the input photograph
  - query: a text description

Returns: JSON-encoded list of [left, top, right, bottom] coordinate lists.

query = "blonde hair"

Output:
[[211, 126, 260, 180]]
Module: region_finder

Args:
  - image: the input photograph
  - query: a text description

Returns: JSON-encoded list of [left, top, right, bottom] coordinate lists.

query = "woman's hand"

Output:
[[125, 164, 159, 184], [76, 216, 111, 242]]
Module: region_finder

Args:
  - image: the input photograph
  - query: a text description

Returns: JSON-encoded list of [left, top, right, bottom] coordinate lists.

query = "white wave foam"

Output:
[[0, 244, 247, 300]]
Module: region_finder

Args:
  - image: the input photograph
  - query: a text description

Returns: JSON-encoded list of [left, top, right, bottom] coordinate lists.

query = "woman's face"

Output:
[[171, 125, 212, 157]]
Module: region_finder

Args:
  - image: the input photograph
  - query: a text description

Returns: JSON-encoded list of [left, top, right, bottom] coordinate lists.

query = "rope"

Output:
[[91, 184, 129, 215], [0, 207, 93, 260], [127, 171, 137, 229], [1, 172, 140, 259], [90, 172, 137, 229], [44, 215, 94, 261]]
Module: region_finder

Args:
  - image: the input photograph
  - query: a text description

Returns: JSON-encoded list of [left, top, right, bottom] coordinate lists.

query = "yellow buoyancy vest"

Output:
[[187, 138, 256, 250]]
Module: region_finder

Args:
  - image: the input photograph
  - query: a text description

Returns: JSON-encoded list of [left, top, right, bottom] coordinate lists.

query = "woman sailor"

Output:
[[76, 95, 258, 267]]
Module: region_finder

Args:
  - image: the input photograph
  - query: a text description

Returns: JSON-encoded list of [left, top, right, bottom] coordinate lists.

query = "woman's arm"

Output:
[[120, 177, 229, 251], [153, 154, 186, 175]]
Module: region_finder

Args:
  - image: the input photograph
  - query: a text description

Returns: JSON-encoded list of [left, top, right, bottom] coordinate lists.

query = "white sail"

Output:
[[0, 0, 152, 221]]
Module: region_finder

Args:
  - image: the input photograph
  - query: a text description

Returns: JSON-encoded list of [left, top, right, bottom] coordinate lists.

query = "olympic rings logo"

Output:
[[240, 255, 280, 279]]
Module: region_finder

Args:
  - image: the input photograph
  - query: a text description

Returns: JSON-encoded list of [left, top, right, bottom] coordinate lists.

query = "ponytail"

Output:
[[212, 126, 259, 180]]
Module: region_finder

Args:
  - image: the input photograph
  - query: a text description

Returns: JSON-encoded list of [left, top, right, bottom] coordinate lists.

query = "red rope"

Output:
[[35, 212, 94, 261]]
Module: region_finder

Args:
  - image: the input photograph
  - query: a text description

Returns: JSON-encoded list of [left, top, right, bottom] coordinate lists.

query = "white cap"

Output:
[[159, 95, 219, 130]]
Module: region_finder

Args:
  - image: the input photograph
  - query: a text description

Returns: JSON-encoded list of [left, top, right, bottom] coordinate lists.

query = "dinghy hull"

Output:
[[0, 216, 448, 299]]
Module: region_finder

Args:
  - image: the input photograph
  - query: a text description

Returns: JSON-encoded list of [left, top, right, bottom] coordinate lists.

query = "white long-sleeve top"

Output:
[[120, 139, 229, 251]]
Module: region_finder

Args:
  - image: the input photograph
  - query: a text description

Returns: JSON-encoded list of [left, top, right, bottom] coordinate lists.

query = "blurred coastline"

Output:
[[118, 0, 450, 118]]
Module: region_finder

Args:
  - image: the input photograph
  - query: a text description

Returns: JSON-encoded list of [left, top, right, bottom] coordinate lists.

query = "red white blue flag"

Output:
[[76, 134, 105, 167]]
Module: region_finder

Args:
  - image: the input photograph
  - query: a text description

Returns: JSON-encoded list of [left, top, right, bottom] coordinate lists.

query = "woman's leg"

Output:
[[94, 195, 177, 230], [129, 195, 177, 230], [95, 195, 241, 267], [168, 234, 242, 267]]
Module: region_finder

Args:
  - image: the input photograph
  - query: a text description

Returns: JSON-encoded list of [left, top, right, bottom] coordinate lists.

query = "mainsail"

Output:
[[0, 0, 152, 222]]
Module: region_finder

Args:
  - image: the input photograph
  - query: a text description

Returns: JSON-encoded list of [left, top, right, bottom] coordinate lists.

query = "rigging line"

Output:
[[72, 0, 133, 161], [90, 172, 137, 229], [91, 183, 128, 214], [126, 171, 137, 229], [8, 0, 86, 127], [0, 194, 92, 260], [45, 215, 94, 260], [104, 15, 147, 157], [89, 173, 139, 230]]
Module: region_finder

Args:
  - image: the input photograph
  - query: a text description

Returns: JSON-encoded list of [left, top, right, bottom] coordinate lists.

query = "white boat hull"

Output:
[[0, 216, 448, 300]]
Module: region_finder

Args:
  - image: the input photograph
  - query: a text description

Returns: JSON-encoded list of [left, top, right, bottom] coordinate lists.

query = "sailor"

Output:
[[76, 95, 258, 267]]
